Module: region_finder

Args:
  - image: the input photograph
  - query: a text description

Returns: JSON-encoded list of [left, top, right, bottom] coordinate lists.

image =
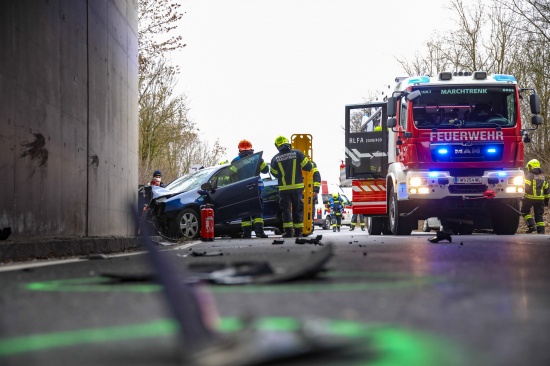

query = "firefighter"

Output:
[[270, 135, 313, 238], [521, 159, 549, 234], [329, 193, 344, 232], [310, 160, 321, 232], [230, 139, 270, 239], [350, 211, 365, 231]]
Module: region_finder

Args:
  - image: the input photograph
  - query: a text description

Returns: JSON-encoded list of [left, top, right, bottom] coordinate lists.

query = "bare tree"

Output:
[[138, 0, 227, 184]]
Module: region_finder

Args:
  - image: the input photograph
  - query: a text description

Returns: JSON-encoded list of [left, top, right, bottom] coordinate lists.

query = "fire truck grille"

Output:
[[448, 184, 488, 194]]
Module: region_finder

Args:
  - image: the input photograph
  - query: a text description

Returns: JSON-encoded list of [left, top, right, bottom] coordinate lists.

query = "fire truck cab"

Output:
[[345, 71, 543, 235]]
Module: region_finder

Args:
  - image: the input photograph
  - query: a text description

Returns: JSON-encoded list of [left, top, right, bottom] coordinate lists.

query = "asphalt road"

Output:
[[1, 229, 550, 366]]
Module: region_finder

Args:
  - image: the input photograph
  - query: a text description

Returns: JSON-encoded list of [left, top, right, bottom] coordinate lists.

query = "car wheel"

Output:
[[323, 216, 332, 230], [170, 208, 201, 239]]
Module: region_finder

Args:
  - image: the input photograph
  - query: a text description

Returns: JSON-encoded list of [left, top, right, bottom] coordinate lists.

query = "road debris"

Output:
[[428, 231, 452, 243]]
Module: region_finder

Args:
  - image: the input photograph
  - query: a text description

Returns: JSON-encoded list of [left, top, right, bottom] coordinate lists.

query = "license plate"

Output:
[[455, 177, 482, 184]]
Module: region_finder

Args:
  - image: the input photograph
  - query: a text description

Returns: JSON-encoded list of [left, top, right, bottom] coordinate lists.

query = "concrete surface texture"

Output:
[[0, 0, 139, 239]]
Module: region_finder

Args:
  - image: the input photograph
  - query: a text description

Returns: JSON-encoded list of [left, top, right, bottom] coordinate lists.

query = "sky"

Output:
[[173, 0, 458, 184]]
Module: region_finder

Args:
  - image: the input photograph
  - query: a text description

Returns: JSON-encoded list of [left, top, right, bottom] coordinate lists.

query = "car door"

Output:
[[207, 152, 264, 223]]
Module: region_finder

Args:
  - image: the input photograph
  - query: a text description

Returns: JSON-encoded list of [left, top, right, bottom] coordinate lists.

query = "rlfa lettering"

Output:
[[429, 131, 504, 141], [440, 88, 488, 94], [274, 151, 298, 162]]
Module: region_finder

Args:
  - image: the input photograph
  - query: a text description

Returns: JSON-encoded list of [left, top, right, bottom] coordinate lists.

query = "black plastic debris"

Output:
[[86, 253, 108, 260], [295, 235, 323, 245], [428, 231, 452, 243], [272, 239, 284, 245], [191, 251, 224, 257]]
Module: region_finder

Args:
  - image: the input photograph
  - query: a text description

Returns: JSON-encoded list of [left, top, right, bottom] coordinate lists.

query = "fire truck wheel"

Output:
[[389, 187, 414, 235], [367, 217, 383, 235], [170, 208, 201, 239]]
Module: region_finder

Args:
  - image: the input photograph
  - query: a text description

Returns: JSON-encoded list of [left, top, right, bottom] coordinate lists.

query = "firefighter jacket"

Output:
[[311, 161, 321, 193], [270, 147, 312, 191], [524, 169, 550, 201], [329, 196, 344, 216]]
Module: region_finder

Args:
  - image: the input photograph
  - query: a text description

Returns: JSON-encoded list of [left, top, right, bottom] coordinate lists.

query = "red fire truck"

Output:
[[344, 71, 542, 235]]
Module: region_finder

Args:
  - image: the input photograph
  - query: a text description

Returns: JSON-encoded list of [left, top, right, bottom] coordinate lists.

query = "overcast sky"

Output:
[[174, 0, 459, 184]]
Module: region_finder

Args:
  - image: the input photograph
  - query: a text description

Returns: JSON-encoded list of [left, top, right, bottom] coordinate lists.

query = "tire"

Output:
[[388, 187, 414, 235], [367, 217, 383, 235], [170, 208, 201, 239], [492, 199, 520, 235], [323, 216, 332, 230]]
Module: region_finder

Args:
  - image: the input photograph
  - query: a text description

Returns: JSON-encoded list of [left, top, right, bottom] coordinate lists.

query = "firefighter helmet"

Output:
[[526, 159, 541, 171], [332, 193, 339, 199], [274, 135, 289, 148], [238, 139, 253, 152]]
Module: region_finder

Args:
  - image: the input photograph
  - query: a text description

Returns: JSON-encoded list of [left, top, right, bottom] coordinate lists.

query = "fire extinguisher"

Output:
[[200, 204, 214, 241]]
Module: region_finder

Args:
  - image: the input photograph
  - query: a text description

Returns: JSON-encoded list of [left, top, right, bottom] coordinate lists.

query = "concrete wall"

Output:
[[0, 0, 138, 239]]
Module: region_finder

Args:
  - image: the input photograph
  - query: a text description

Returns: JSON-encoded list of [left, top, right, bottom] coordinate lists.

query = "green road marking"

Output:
[[23, 271, 444, 294], [0, 317, 471, 365]]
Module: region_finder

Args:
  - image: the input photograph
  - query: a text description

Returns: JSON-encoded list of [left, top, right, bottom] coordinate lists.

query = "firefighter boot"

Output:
[[337, 226, 340, 232], [525, 218, 536, 233], [537, 226, 545, 234], [361, 225, 365, 231], [333, 226, 336, 232], [282, 228, 294, 238], [294, 228, 303, 238], [254, 223, 268, 238], [349, 224, 355, 231], [242, 226, 252, 239]]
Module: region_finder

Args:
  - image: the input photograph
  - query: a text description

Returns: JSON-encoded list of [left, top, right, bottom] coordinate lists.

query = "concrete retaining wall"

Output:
[[0, 0, 138, 239]]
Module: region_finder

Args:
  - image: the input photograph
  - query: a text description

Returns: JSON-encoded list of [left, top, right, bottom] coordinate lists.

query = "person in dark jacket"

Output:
[[329, 193, 344, 232], [230, 139, 270, 239], [150, 170, 165, 187], [270, 136, 312, 238], [310, 161, 321, 232], [521, 159, 549, 234]]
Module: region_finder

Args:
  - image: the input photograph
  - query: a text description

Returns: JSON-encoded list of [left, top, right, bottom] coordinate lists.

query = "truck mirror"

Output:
[[200, 182, 213, 191], [406, 90, 421, 102], [387, 97, 396, 117], [387, 117, 397, 128], [532, 115, 543, 126], [530, 93, 540, 114]]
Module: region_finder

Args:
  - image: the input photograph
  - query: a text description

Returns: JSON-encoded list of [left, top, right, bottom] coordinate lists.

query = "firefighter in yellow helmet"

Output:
[[329, 192, 344, 232], [270, 135, 312, 238], [521, 159, 549, 234], [230, 139, 270, 238]]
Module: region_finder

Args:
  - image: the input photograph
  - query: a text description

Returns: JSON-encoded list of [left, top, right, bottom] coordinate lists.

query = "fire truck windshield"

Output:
[[411, 86, 517, 129]]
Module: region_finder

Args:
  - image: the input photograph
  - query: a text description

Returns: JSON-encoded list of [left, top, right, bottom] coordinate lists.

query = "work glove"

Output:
[[545, 198, 549, 207]]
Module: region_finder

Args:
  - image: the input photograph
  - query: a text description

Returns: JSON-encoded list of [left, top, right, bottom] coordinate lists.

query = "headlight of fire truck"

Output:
[[408, 177, 430, 194], [505, 175, 524, 193]]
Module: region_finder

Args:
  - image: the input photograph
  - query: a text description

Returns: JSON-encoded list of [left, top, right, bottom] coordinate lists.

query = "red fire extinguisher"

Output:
[[200, 204, 214, 241]]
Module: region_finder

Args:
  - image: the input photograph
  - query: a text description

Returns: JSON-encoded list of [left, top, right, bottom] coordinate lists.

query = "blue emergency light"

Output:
[[437, 148, 449, 155], [407, 76, 430, 85], [486, 148, 497, 154], [493, 74, 516, 82], [428, 172, 439, 178], [497, 171, 507, 177]]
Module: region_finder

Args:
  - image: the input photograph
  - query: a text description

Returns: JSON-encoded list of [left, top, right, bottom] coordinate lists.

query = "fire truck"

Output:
[[344, 71, 542, 235]]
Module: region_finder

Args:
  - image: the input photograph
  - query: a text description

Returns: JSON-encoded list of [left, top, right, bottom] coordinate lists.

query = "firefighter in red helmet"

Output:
[[230, 139, 270, 238]]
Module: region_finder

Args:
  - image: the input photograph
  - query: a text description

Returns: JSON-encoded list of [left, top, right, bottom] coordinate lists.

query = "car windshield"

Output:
[[411, 85, 517, 129], [164, 166, 218, 193]]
